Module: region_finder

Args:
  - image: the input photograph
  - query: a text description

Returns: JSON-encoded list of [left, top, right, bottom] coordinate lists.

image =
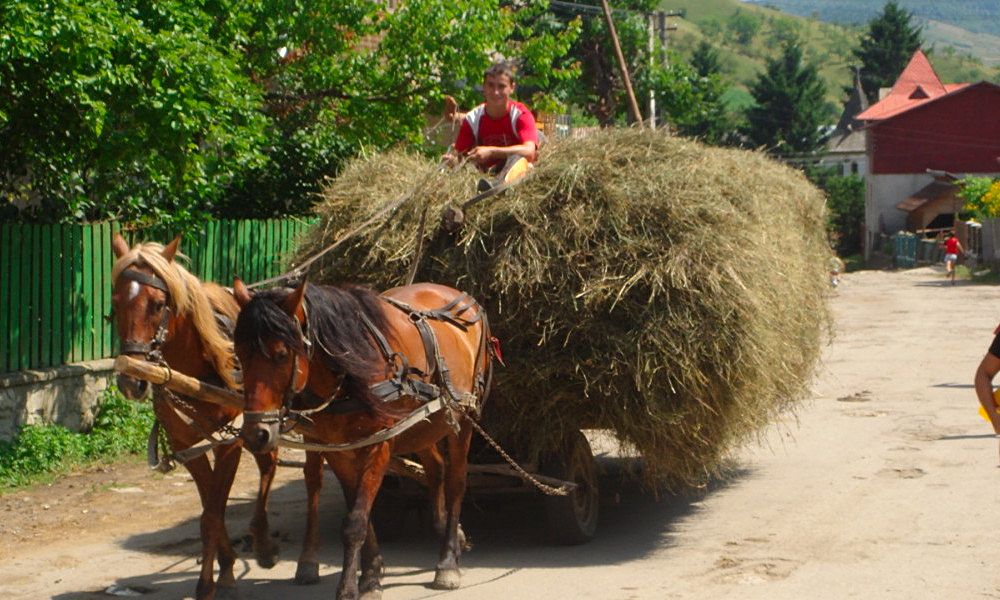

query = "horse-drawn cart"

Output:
[[114, 352, 602, 546]]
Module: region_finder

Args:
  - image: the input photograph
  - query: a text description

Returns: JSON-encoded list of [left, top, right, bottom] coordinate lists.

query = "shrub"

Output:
[[0, 385, 154, 491]]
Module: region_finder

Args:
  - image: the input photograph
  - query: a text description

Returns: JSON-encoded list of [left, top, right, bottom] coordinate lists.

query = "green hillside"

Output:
[[661, 0, 1000, 121], [740, 1, 1000, 37], [740, 0, 1000, 66]]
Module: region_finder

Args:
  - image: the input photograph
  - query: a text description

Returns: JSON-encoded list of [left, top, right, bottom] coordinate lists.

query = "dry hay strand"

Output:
[[300, 128, 831, 488]]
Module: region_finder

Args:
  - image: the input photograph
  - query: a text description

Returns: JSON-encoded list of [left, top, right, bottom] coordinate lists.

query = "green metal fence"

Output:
[[0, 218, 315, 374]]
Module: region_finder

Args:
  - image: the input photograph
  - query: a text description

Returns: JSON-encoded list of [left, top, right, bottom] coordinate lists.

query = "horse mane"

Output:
[[234, 283, 392, 409], [111, 241, 240, 390]]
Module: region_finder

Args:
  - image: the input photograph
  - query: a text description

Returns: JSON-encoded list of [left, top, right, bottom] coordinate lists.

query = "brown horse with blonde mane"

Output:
[[111, 234, 279, 600], [232, 278, 492, 600]]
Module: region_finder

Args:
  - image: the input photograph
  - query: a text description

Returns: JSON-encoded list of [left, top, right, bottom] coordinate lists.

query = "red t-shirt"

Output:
[[454, 101, 538, 171], [945, 237, 960, 254]]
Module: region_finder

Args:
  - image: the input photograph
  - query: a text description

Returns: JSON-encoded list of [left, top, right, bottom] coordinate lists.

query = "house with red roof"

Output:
[[857, 49, 1000, 258]]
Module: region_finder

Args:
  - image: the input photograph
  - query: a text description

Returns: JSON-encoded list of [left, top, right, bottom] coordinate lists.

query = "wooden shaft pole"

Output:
[[600, 0, 644, 128], [113, 355, 244, 410]]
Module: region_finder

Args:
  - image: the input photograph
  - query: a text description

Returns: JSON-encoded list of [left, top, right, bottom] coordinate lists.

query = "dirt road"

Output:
[[3, 266, 1000, 600]]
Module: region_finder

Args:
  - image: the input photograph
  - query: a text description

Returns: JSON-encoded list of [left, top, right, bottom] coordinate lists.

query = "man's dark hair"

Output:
[[484, 61, 517, 84]]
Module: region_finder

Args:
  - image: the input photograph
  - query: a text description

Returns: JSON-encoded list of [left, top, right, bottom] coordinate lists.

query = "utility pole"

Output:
[[647, 13, 656, 128], [651, 10, 681, 131], [599, 0, 644, 128]]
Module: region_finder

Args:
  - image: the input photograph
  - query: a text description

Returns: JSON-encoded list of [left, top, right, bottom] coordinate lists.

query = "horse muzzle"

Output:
[[241, 413, 281, 454], [117, 373, 150, 400]]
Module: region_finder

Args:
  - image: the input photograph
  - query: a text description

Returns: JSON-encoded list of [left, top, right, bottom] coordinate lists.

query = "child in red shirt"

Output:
[[941, 230, 964, 285], [445, 61, 538, 174]]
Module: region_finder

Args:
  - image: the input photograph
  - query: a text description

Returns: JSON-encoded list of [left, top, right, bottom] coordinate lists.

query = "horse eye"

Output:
[[151, 300, 166, 312], [273, 349, 289, 363]]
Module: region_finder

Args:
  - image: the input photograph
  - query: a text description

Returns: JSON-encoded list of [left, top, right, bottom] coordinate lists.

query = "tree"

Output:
[[744, 40, 830, 155], [643, 52, 737, 146], [806, 165, 864, 255], [554, 0, 657, 126], [690, 41, 722, 78], [0, 0, 579, 225], [852, 1, 923, 104], [727, 10, 763, 47]]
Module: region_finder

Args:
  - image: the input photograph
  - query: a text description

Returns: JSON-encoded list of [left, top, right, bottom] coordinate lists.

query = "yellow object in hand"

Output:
[[980, 389, 1000, 421]]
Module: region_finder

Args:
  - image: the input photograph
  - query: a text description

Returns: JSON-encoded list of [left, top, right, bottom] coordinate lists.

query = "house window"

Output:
[[851, 162, 858, 174]]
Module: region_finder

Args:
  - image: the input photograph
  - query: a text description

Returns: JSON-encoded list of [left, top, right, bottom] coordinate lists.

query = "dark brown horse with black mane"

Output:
[[111, 234, 280, 600], [232, 278, 492, 600]]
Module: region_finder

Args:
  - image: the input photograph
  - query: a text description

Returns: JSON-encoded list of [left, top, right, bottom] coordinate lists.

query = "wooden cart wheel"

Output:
[[540, 430, 599, 545]]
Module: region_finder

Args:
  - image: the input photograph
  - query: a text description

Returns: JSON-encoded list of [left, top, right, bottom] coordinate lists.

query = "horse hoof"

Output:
[[255, 542, 279, 569], [294, 561, 320, 585], [432, 568, 461, 590]]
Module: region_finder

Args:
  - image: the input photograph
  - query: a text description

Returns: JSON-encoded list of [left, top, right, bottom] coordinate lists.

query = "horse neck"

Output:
[[162, 312, 215, 381], [306, 355, 344, 399]]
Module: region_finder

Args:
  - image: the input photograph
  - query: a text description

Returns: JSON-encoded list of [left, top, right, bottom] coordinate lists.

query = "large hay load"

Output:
[[301, 129, 830, 487]]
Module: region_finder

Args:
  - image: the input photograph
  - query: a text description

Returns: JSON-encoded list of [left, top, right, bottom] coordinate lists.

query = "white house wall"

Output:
[[864, 172, 933, 258]]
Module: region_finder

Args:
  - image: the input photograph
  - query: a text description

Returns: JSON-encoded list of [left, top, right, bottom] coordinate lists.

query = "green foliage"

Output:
[[0, 385, 153, 491], [643, 52, 740, 146], [691, 40, 723, 78], [960, 177, 1000, 219], [554, 0, 657, 126], [1, 0, 578, 225], [852, 1, 923, 103], [806, 165, 864, 254], [0, 0, 268, 227], [728, 9, 764, 46], [744, 40, 830, 154]]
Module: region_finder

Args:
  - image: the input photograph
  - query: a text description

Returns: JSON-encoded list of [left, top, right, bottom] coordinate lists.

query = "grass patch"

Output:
[[969, 265, 1000, 284], [0, 386, 153, 492]]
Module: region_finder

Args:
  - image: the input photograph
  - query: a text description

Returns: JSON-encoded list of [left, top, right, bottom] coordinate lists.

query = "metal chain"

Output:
[[461, 412, 569, 496]]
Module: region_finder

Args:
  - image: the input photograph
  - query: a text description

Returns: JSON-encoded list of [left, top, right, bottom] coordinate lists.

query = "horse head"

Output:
[[111, 233, 181, 399], [233, 278, 311, 454]]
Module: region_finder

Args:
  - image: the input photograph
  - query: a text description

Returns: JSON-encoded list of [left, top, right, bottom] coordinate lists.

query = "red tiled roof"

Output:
[[857, 50, 964, 121]]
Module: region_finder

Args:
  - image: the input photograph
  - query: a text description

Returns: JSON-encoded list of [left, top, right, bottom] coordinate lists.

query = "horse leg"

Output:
[[182, 453, 221, 600], [358, 521, 385, 600], [329, 446, 391, 600], [295, 450, 324, 585], [249, 448, 280, 568], [207, 443, 243, 600], [432, 424, 474, 590], [415, 445, 446, 539]]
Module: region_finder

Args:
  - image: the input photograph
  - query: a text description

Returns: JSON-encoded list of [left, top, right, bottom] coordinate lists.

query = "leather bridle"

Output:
[[242, 305, 313, 433], [117, 267, 172, 363]]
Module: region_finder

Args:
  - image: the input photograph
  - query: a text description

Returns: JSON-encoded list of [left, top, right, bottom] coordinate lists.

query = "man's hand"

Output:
[[466, 146, 495, 166], [442, 151, 461, 168]]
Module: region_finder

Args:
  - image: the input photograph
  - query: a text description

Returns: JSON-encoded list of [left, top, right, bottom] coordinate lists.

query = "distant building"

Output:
[[856, 49, 1000, 257], [819, 69, 868, 177]]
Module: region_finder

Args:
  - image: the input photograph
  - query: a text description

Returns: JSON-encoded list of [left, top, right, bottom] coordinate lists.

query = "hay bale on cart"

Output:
[[301, 129, 830, 495]]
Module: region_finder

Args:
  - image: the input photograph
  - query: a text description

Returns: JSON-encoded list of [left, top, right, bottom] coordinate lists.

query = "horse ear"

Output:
[[112, 233, 130, 258], [232, 277, 253, 308], [282, 280, 307, 321], [162, 235, 181, 262]]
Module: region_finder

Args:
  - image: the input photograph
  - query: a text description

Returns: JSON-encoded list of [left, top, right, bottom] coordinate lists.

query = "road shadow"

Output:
[[52, 458, 750, 599]]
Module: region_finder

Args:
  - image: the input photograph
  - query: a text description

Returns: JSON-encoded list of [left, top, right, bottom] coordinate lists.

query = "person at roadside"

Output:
[[974, 328, 1000, 452], [942, 230, 964, 284], [443, 61, 538, 180]]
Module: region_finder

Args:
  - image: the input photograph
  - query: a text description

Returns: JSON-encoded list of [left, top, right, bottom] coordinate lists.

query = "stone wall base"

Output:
[[0, 359, 115, 441]]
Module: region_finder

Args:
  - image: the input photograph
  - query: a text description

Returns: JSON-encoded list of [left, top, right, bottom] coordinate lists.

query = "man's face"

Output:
[[483, 73, 514, 108]]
